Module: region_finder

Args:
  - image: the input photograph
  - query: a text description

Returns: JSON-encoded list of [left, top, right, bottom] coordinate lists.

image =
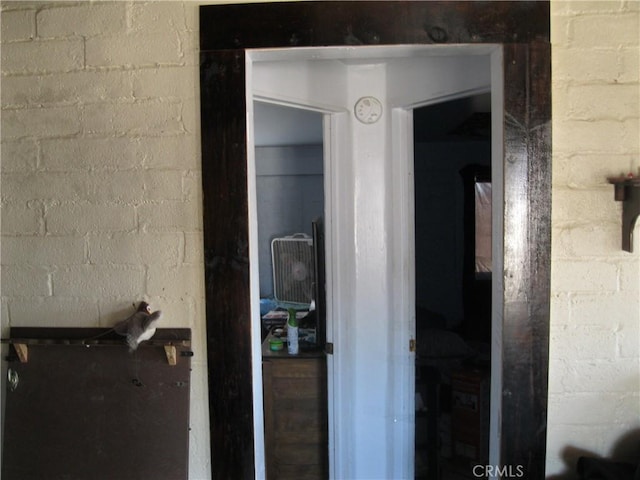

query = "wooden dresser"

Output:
[[451, 367, 490, 465], [262, 333, 328, 480]]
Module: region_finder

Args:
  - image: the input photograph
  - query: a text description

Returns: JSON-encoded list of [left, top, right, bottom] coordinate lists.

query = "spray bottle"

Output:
[[287, 308, 299, 355]]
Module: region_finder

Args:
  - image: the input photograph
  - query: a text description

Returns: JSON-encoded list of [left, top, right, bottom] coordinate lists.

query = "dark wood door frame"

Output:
[[199, 2, 551, 479]]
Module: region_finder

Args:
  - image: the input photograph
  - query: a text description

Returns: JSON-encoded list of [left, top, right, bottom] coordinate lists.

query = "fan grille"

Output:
[[271, 236, 315, 305]]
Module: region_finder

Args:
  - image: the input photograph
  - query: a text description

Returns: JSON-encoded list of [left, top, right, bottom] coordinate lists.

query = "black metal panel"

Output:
[[2, 328, 191, 480]]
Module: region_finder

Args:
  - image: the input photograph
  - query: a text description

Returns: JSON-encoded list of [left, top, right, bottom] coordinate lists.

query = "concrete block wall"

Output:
[[0, 1, 210, 478], [548, 0, 640, 476]]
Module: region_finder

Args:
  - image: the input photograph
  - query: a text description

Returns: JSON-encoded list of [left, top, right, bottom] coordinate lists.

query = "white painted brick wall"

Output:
[[2, 236, 86, 265], [3, 105, 81, 138], [0, 139, 37, 172], [9, 297, 102, 328], [1, 2, 210, 478], [549, 0, 640, 477], [2, 70, 134, 107], [0, 8, 35, 42], [87, 232, 183, 266], [45, 203, 138, 235], [37, 2, 127, 37], [1, 37, 85, 73]]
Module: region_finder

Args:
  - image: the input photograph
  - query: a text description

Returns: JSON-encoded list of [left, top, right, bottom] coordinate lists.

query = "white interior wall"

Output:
[[386, 52, 493, 108], [347, 61, 393, 477], [254, 102, 323, 147], [254, 144, 324, 297]]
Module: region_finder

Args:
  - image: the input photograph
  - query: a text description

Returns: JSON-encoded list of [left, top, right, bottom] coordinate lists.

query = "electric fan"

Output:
[[271, 233, 315, 306]]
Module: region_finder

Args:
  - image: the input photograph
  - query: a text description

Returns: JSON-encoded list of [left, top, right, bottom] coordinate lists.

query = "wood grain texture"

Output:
[[199, 2, 551, 477], [502, 42, 552, 479], [200, 1, 549, 50], [2, 328, 192, 480], [262, 358, 328, 480], [200, 49, 255, 480]]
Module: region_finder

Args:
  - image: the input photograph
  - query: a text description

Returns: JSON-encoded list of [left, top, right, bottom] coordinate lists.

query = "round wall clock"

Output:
[[354, 96, 383, 124]]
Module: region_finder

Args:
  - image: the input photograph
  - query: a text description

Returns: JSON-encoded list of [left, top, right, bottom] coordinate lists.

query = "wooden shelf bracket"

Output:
[[608, 176, 640, 253], [13, 343, 28, 363], [164, 345, 177, 366]]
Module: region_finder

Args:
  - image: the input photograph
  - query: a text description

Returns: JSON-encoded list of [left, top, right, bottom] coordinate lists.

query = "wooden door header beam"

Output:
[[199, 2, 551, 478], [200, 1, 549, 51]]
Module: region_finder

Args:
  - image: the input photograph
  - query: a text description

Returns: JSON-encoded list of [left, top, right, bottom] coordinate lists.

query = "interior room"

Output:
[[1, 2, 638, 480], [413, 95, 492, 479], [253, 94, 495, 480], [253, 102, 328, 479], [241, 43, 503, 479], [253, 101, 324, 337]]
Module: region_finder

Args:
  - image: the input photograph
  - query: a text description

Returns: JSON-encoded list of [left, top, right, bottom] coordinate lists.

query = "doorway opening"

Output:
[[252, 101, 325, 333], [413, 95, 494, 479], [250, 100, 329, 479], [247, 45, 503, 479], [200, 3, 551, 478]]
